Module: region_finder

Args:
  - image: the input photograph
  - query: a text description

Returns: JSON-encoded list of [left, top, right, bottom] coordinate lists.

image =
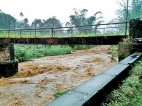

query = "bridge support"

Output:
[[0, 41, 18, 78]]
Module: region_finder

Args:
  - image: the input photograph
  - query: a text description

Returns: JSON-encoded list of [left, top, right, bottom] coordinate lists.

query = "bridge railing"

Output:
[[0, 22, 129, 38]]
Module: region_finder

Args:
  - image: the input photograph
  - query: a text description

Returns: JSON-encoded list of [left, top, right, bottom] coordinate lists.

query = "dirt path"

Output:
[[0, 45, 117, 106]]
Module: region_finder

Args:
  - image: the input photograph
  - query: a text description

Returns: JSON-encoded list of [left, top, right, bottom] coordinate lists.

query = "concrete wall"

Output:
[[45, 54, 141, 106]]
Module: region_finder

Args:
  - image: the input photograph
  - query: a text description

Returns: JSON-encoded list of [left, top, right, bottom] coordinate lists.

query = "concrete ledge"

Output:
[[45, 54, 141, 106]]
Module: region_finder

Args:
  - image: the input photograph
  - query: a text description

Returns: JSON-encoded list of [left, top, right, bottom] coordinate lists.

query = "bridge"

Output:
[[0, 22, 128, 45], [1, 21, 140, 106]]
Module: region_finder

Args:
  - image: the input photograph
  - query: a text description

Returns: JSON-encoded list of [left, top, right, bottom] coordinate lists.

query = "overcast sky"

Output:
[[0, 0, 120, 25]]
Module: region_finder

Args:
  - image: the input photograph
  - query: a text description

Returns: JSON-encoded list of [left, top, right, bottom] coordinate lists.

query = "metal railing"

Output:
[[0, 22, 129, 38]]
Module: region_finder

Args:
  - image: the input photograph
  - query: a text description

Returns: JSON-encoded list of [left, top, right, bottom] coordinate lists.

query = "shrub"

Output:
[[14, 45, 72, 62]]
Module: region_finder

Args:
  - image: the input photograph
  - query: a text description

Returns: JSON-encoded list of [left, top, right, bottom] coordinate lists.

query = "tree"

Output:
[[42, 16, 62, 35], [20, 12, 24, 19], [66, 8, 103, 34], [114, 0, 142, 33], [16, 17, 30, 29], [17, 12, 29, 28], [130, 0, 142, 19], [23, 18, 30, 28], [115, 0, 131, 24], [43, 16, 62, 28], [115, 0, 142, 21], [0, 11, 16, 29], [31, 19, 43, 29]]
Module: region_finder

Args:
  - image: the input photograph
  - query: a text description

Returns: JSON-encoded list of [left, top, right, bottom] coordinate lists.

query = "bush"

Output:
[[101, 59, 142, 106], [14, 45, 72, 62]]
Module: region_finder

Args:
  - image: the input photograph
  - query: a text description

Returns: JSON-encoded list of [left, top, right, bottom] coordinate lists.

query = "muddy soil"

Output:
[[0, 45, 117, 106]]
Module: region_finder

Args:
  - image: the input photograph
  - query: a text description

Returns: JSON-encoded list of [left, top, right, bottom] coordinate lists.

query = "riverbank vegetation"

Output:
[[102, 58, 142, 106]]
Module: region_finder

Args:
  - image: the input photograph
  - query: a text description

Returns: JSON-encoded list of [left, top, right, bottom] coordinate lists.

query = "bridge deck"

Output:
[[0, 36, 125, 45]]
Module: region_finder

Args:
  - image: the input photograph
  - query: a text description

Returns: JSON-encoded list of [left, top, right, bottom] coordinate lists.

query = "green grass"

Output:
[[53, 90, 70, 98], [0, 31, 52, 38], [0, 31, 126, 38], [101, 58, 142, 106], [15, 45, 72, 62], [14, 44, 92, 62]]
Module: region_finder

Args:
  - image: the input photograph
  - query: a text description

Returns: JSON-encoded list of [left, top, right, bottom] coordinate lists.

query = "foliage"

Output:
[[101, 59, 142, 106], [111, 0, 142, 33], [14, 43, 95, 62], [115, 0, 142, 22], [130, 0, 142, 19], [17, 18, 30, 29], [0, 10, 16, 29], [43, 16, 62, 28], [107, 45, 118, 62], [115, 0, 130, 22], [14, 45, 72, 62], [53, 90, 69, 98], [31, 16, 62, 29], [66, 8, 103, 34], [72, 45, 90, 50], [0, 11, 63, 30]]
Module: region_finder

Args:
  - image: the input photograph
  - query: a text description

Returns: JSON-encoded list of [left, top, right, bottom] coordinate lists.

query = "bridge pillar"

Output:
[[0, 41, 18, 78]]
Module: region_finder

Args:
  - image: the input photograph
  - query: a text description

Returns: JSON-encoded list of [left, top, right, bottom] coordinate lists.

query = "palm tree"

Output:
[[66, 8, 103, 34], [20, 12, 24, 20]]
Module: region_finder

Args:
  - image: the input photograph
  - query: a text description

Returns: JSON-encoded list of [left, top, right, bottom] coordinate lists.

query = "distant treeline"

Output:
[[0, 8, 104, 34]]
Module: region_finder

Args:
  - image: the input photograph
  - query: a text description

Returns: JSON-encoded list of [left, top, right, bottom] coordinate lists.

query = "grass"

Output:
[[53, 90, 70, 98], [15, 45, 72, 62], [0, 30, 126, 38], [14, 44, 92, 62], [101, 58, 142, 106]]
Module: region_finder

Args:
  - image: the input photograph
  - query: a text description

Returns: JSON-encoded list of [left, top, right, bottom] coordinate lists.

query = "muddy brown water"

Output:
[[0, 45, 117, 106]]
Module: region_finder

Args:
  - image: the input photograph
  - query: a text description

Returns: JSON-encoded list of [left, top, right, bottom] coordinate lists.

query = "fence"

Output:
[[0, 22, 129, 38]]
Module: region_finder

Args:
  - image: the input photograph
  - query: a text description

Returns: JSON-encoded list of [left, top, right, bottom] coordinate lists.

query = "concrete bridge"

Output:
[[0, 35, 125, 45]]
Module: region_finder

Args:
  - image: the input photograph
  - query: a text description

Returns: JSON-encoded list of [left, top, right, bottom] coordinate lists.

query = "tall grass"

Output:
[[14, 44, 92, 62], [15, 45, 72, 62]]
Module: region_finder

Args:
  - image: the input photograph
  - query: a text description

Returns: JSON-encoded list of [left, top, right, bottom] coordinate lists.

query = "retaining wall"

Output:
[[45, 53, 141, 106]]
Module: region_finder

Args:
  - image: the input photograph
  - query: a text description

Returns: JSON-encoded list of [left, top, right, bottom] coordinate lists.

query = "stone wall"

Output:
[[0, 46, 10, 62]]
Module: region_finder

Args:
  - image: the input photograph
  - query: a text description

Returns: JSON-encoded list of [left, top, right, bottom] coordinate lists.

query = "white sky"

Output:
[[0, 0, 120, 25]]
